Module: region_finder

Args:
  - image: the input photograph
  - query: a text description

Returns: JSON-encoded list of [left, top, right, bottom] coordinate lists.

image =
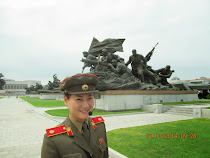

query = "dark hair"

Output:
[[64, 92, 71, 100]]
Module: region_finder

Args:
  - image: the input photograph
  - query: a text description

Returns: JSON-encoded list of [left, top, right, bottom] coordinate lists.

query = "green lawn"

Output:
[[200, 99, 210, 101], [162, 100, 210, 106], [107, 118, 210, 158], [0, 97, 4, 99], [20, 97, 65, 107], [21, 97, 144, 115], [45, 109, 144, 117]]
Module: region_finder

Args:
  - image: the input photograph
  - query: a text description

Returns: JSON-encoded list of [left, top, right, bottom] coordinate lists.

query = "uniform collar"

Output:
[[64, 115, 94, 156], [69, 114, 89, 134]]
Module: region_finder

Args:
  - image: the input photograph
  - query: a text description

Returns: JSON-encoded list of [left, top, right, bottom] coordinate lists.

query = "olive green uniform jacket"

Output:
[[41, 116, 108, 158]]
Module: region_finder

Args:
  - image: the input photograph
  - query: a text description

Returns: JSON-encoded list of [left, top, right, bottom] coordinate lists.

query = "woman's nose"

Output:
[[82, 100, 89, 108]]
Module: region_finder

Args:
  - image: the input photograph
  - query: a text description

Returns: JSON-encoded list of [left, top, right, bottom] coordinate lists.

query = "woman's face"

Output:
[[64, 93, 94, 122]]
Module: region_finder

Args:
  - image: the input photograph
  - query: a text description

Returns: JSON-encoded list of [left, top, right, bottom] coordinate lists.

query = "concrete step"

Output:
[[172, 107, 193, 110], [166, 111, 193, 115], [164, 111, 193, 116], [164, 106, 193, 116], [166, 108, 192, 111], [167, 109, 193, 113]]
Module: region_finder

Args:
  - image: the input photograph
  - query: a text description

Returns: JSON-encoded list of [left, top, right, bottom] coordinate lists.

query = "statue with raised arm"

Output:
[[145, 43, 158, 62], [81, 51, 98, 72], [125, 49, 156, 85], [100, 49, 113, 64], [53, 74, 60, 87], [125, 49, 146, 81]]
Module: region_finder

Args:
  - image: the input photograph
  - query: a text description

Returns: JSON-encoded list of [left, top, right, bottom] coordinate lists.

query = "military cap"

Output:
[[59, 73, 99, 94]]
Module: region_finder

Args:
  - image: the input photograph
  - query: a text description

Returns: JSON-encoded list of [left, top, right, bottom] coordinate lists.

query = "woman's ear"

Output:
[[63, 96, 68, 106]]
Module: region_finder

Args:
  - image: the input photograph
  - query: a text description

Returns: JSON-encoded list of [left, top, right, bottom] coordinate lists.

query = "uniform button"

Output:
[[49, 130, 54, 134], [66, 127, 70, 132], [63, 127, 66, 130], [98, 118, 102, 121]]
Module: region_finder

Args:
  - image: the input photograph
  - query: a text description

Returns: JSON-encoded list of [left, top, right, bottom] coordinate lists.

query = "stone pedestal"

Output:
[[193, 107, 202, 118], [193, 107, 208, 118], [153, 104, 163, 114], [39, 93, 63, 100], [96, 90, 198, 111]]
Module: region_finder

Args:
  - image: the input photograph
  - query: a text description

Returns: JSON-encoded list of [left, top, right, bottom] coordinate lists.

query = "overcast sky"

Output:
[[1, 0, 209, 85]]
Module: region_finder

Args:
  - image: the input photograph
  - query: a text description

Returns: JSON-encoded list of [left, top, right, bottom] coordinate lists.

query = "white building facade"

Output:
[[3, 79, 41, 95]]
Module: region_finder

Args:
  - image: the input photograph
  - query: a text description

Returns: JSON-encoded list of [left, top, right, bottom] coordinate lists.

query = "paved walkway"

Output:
[[0, 97, 195, 158]]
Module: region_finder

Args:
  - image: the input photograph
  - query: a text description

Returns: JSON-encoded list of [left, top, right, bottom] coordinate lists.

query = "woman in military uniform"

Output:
[[41, 73, 108, 158]]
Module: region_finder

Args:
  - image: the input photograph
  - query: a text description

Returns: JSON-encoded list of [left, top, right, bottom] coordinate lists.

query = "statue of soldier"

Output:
[[155, 65, 174, 86], [81, 51, 98, 72], [100, 49, 113, 64], [108, 60, 130, 77], [53, 74, 60, 87], [125, 49, 156, 85], [48, 81, 54, 90]]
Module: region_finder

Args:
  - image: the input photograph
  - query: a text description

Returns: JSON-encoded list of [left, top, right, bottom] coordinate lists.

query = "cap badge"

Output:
[[82, 84, 88, 91]]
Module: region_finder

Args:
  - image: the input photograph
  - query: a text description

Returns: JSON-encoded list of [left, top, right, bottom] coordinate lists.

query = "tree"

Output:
[[35, 83, 43, 91], [0, 73, 6, 90]]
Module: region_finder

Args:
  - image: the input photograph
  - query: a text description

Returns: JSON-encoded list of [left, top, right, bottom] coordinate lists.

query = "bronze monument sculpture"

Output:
[[81, 38, 177, 90], [27, 37, 177, 94]]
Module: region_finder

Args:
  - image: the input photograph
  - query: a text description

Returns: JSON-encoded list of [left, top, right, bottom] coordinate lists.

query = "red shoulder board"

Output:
[[46, 125, 67, 137], [91, 116, 104, 124]]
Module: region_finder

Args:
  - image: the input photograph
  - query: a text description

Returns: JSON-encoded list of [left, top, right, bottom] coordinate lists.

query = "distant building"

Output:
[[169, 78, 210, 99], [169, 78, 210, 90], [171, 77, 180, 81], [3, 79, 41, 95]]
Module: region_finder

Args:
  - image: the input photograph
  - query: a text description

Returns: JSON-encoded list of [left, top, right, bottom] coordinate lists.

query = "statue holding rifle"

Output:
[[145, 43, 159, 62], [125, 43, 158, 85]]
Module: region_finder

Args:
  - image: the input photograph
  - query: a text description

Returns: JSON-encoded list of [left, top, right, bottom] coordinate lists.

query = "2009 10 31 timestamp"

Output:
[[146, 133, 197, 139]]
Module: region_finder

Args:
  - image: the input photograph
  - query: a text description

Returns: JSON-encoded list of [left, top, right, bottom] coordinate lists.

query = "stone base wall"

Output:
[[96, 90, 198, 111], [141, 104, 173, 113], [202, 109, 210, 119], [96, 94, 143, 111], [30, 94, 40, 98], [39, 93, 63, 100]]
